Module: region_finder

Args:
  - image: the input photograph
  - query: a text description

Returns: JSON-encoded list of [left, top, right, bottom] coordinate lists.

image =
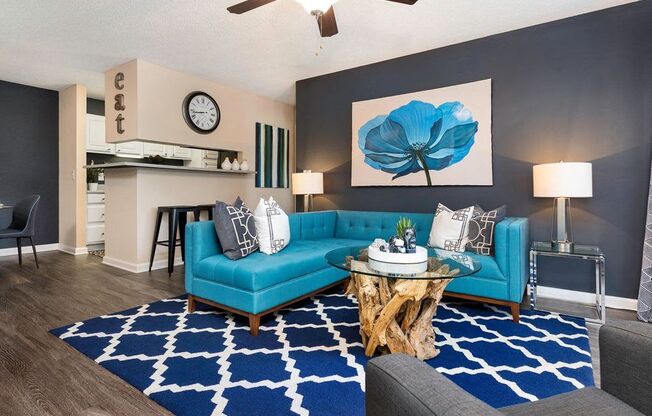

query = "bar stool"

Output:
[[149, 205, 198, 276], [195, 204, 215, 221]]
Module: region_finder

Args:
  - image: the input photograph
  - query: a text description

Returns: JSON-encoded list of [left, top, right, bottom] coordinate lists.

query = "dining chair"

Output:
[[0, 195, 41, 268]]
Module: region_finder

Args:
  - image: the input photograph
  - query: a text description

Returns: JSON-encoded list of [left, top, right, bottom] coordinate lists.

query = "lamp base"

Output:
[[551, 197, 574, 253], [551, 241, 574, 253]]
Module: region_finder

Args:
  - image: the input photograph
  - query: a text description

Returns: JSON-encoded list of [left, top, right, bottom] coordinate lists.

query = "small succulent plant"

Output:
[[396, 217, 413, 239]]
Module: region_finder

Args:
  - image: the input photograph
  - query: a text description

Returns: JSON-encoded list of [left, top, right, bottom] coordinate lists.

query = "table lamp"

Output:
[[292, 170, 323, 212], [533, 161, 592, 252]]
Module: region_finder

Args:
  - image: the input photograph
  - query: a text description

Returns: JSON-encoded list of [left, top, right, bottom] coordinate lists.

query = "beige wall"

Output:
[[101, 59, 296, 271], [103, 167, 294, 272], [58, 85, 87, 253], [105, 59, 296, 154]]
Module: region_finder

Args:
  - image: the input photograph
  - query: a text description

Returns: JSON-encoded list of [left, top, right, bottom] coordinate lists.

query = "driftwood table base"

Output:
[[346, 259, 458, 360]]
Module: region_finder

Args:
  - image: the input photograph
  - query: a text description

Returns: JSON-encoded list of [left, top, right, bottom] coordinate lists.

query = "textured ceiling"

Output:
[[0, 0, 636, 104]]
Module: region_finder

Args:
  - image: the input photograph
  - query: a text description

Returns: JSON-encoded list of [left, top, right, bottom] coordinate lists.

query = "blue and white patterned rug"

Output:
[[50, 293, 594, 415]]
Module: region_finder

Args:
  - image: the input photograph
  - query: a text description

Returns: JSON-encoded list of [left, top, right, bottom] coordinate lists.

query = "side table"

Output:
[[529, 241, 606, 324]]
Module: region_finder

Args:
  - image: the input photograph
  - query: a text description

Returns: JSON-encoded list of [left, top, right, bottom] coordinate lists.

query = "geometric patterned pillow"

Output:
[[466, 205, 507, 256], [253, 197, 291, 255], [213, 197, 259, 260], [427, 203, 475, 253]]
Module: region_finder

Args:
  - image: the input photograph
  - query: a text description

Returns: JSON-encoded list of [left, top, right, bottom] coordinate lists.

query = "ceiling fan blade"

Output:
[[227, 0, 277, 14], [384, 0, 419, 4], [317, 6, 339, 37]]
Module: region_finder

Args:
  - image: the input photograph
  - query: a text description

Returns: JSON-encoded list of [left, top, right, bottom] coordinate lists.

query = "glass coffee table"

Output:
[[325, 246, 481, 360]]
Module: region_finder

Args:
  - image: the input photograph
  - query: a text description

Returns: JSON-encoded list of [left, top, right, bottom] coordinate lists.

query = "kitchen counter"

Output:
[[84, 162, 255, 174], [95, 159, 292, 274]]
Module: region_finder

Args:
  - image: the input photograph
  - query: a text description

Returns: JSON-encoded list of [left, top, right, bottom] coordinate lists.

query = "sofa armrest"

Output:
[[494, 217, 529, 303], [185, 221, 222, 293], [599, 320, 652, 415], [366, 354, 503, 416]]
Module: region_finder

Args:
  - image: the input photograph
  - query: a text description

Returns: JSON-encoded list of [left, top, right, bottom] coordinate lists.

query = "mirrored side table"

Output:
[[529, 241, 606, 324]]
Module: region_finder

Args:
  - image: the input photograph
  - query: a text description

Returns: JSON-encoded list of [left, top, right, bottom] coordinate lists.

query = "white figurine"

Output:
[[231, 159, 240, 170], [221, 158, 232, 170], [240, 160, 249, 171]]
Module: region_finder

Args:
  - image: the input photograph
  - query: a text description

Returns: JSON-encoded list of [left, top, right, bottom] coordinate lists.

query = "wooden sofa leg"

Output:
[[249, 314, 260, 336], [510, 303, 520, 323], [187, 295, 196, 313]]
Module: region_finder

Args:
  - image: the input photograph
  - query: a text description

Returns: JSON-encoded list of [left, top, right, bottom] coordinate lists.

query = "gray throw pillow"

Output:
[[213, 197, 259, 260], [466, 205, 507, 256]]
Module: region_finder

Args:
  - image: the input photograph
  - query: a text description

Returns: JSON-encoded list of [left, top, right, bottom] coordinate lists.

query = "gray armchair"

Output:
[[366, 320, 651, 416], [0, 195, 40, 268]]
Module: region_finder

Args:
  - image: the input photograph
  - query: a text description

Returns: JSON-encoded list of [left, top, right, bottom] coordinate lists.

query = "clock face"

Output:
[[183, 92, 220, 134]]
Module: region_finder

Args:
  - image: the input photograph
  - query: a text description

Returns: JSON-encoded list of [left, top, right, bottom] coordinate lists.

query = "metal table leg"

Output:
[[529, 251, 538, 310]]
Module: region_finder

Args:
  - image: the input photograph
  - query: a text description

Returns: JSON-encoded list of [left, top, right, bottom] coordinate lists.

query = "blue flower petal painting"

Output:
[[357, 100, 479, 186]]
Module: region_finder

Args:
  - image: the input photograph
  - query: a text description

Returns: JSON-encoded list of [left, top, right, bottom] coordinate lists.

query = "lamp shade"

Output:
[[292, 171, 324, 195], [533, 162, 592, 198]]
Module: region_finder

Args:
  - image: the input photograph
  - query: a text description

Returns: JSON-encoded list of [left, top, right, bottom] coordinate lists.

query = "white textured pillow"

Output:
[[253, 197, 291, 255], [428, 203, 475, 252]]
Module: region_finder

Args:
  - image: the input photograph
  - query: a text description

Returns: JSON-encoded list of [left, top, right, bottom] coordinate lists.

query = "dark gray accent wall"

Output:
[[296, 2, 652, 299], [0, 80, 59, 249]]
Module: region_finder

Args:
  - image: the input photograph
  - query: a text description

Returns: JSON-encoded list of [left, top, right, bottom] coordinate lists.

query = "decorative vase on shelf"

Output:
[[231, 159, 240, 170], [240, 160, 249, 171], [221, 158, 232, 170]]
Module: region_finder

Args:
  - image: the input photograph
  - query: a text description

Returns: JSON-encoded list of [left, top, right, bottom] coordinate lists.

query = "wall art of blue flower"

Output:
[[357, 100, 478, 186]]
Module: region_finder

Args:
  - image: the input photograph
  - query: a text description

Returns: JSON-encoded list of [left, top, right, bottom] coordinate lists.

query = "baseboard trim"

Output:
[[102, 256, 183, 273], [58, 245, 88, 256], [0, 243, 60, 257], [537, 285, 638, 311]]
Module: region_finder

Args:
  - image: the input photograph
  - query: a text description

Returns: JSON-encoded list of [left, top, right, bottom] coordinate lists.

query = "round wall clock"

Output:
[[182, 91, 221, 134]]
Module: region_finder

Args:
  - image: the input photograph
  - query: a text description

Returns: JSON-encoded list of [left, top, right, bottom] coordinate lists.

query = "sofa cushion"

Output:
[[500, 387, 644, 416], [299, 211, 337, 240], [335, 211, 433, 246], [194, 238, 369, 291]]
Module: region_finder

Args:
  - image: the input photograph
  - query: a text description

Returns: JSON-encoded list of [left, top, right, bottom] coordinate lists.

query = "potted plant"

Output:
[[87, 167, 101, 191]]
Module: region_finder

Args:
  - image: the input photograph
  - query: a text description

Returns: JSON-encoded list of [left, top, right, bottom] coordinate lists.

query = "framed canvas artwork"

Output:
[[351, 79, 492, 187], [255, 122, 290, 189]]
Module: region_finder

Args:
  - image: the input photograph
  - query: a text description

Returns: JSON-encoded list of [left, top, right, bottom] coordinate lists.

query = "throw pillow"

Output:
[[427, 203, 475, 252], [253, 197, 291, 255], [213, 197, 259, 260], [467, 205, 507, 255]]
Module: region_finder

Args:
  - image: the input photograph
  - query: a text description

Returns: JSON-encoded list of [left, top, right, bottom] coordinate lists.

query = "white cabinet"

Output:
[[86, 191, 106, 245], [204, 150, 219, 160], [169, 146, 193, 160], [87, 224, 105, 244], [86, 115, 114, 154], [115, 141, 143, 157], [87, 204, 105, 222], [143, 143, 168, 157]]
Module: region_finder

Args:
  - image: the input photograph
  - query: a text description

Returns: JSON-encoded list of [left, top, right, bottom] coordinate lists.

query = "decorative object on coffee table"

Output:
[[326, 246, 481, 360], [533, 162, 592, 253]]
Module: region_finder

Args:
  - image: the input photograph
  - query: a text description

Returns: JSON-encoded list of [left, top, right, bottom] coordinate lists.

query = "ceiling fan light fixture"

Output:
[[295, 0, 337, 14]]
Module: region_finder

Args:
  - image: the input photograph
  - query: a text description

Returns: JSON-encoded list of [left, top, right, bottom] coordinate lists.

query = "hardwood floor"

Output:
[[0, 251, 638, 415], [0, 251, 181, 416]]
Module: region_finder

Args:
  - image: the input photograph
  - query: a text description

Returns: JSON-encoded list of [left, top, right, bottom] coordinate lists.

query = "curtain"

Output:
[[639, 164, 652, 322]]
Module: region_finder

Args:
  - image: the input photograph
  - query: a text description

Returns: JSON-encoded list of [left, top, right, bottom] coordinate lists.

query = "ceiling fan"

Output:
[[227, 0, 419, 38]]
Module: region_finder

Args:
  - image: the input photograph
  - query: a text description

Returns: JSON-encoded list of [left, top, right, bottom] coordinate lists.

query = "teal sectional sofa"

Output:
[[185, 210, 529, 335]]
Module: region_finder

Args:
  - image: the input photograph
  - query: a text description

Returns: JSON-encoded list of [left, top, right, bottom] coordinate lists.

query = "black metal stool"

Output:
[[149, 206, 199, 276], [195, 204, 215, 221]]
